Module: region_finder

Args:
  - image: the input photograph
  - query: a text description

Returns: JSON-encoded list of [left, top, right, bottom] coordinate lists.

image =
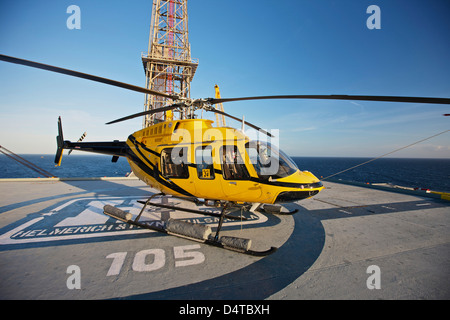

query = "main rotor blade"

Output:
[[208, 95, 450, 105], [106, 104, 182, 124], [207, 109, 274, 137], [0, 54, 177, 99]]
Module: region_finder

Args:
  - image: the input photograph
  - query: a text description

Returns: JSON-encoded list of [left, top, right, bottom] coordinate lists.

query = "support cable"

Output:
[[0, 145, 56, 178], [321, 129, 450, 181]]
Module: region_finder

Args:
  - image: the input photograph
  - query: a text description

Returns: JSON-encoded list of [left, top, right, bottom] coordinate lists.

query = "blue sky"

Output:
[[0, 0, 449, 157]]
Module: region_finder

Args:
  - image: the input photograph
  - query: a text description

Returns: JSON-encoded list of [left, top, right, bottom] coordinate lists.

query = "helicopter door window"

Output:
[[195, 146, 215, 180], [221, 146, 250, 180], [161, 148, 189, 179]]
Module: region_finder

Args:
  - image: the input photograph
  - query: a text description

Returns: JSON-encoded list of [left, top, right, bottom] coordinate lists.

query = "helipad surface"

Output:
[[0, 177, 448, 300]]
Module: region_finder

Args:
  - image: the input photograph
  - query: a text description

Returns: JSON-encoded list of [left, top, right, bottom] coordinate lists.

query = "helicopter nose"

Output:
[[274, 181, 323, 203]]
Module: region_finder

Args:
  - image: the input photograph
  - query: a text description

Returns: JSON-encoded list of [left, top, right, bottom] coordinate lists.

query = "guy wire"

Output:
[[321, 129, 449, 181]]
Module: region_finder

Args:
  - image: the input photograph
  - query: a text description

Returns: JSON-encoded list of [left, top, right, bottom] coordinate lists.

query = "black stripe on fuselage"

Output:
[[127, 135, 194, 197], [128, 135, 321, 196]]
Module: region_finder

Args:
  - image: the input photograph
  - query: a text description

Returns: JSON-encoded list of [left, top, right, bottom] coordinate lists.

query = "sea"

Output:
[[1, 154, 449, 192]]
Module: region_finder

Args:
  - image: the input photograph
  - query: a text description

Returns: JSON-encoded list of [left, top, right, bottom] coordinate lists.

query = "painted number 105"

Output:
[[106, 244, 205, 276]]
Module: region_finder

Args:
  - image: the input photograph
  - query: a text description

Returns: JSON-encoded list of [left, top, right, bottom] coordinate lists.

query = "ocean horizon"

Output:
[[1, 154, 449, 192]]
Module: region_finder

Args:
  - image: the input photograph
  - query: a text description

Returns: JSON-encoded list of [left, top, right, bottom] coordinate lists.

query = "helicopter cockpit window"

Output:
[[246, 141, 298, 180], [195, 146, 215, 180], [221, 146, 250, 180], [161, 147, 189, 179]]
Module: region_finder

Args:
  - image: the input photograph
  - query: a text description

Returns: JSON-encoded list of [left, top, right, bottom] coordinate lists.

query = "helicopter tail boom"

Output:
[[54, 117, 129, 166]]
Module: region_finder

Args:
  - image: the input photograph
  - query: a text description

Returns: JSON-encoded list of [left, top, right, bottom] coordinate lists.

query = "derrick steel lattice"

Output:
[[142, 0, 198, 127]]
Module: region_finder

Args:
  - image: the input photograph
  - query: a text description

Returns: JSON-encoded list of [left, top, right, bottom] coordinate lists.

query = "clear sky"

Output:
[[0, 0, 449, 158]]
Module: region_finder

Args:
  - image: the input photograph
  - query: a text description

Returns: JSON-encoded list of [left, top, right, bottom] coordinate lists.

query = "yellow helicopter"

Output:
[[1, 54, 449, 255]]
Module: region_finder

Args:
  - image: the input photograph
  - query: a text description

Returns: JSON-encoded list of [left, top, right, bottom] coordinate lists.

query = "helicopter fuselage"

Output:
[[125, 119, 323, 204]]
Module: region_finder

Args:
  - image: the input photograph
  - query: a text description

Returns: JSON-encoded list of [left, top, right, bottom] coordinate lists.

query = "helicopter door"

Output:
[[160, 147, 197, 196], [193, 145, 225, 199], [220, 145, 262, 201]]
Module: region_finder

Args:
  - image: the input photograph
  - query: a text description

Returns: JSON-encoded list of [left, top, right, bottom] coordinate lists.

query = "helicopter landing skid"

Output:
[[103, 200, 277, 256], [135, 200, 249, 221]]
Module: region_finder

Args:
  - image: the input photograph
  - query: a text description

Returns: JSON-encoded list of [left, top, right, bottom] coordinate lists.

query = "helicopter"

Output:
[[1, 53, 449, 255]]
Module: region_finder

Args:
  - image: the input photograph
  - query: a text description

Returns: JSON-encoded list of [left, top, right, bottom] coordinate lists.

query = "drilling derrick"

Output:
[[142, 0, 198, 127]]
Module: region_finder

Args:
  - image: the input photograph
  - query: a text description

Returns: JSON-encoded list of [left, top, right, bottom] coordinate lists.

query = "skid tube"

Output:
[[136, 200, 249, 221], [103, 196, 277, 256]]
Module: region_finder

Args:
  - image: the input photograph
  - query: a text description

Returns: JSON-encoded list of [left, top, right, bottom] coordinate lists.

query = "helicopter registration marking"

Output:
[[202, 169, 211, 179]]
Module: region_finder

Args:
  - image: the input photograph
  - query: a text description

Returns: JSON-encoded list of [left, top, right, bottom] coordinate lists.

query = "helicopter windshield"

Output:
[[246, 141, 298, 180]]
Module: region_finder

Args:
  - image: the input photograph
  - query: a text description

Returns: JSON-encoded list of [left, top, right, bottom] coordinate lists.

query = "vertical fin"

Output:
[[54, 116, 64, 166]]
